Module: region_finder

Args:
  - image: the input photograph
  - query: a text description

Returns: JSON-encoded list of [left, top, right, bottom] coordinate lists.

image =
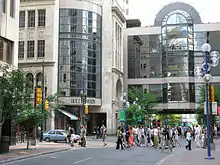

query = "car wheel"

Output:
[[45, 137, 50, 142]]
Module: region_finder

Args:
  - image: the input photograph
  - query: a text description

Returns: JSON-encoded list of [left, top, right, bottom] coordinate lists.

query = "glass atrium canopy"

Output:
[[162, 10, 193, 26]]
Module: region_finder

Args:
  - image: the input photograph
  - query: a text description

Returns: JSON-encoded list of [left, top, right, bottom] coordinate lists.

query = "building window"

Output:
[[36, 72, 43, 86], [63, 73, 66, 82], [27, 41, 35, 58], [19, 11, 25, 27], [38, 9, 46, 27], [28, 10, 35, 27], [10, 0, 15, 17], [37, 40, 45, 57], [25, 73, 34, 90], [18, 41, 24, 59], [3, 0, 6, 13], [126, 9, 129, 15]]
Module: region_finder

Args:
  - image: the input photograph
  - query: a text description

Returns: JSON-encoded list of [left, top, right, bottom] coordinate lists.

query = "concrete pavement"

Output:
[[2, 145, 175, 165], [0, 136, 201, 165], [157, 139, 220, 165], [0, 137, 116, 164]]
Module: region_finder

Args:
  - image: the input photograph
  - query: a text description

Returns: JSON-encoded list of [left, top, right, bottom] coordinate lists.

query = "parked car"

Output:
[[43, 130, 67, 142]]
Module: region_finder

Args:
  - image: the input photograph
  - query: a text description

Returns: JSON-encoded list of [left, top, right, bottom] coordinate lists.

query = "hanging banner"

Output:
[[204, 102, 217, 115], [218, 106, 220, 116], [120, 109, 125, 122]]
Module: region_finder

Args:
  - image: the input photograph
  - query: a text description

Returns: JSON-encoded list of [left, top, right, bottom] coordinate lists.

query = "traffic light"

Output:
[[211, 84, 215, 102], [44, 100, 49, 110], [36, 88, 42, 105], [85, 105, 88, 115]]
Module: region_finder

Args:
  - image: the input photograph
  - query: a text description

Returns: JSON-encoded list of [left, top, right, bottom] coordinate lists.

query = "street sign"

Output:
[[204, 102, 217, 115], [119, 109, 125, 122]]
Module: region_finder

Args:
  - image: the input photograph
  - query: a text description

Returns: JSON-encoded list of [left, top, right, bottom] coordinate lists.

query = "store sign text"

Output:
[[71, 99, 96, 104]]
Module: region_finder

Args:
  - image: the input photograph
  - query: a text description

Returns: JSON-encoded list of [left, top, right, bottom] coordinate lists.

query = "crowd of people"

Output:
[[115, 123, 218, 151]]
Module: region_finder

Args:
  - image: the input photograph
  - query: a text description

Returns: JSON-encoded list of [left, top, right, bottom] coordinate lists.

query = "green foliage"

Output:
[[196, 85, 220, 125], [128, 87, 158, 121], [46, 92, 64, 111], [126, 104, 143, 126], [156, 114, 181, 126], [0, 69, 32, 124], [18, 108, 48, 128]]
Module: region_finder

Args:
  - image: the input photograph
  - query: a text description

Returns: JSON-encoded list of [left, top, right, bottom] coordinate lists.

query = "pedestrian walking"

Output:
[[116, 126, 124, 150], [80, 125, 86, 147], [185, 129, 192, 150], [102, 125, 107, 146], [153, 127, 159, 148], [174, 128, 181, 147], [129, 126, 135, 149], [161, 127, 173, 152]]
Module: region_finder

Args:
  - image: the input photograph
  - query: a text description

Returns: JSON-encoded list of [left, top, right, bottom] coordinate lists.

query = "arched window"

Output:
[[25, 73, 34, 90], [162, 10, 192, 25], [162, 10, 193, 51], [36, 72, 43, 87]]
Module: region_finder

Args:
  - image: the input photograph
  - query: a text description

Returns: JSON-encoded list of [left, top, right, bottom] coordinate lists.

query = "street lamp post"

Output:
[[40, 61, 45, 142], [44, 80, 47, 131], [80, 90, 87, 126], [195, 42, 220, 159]]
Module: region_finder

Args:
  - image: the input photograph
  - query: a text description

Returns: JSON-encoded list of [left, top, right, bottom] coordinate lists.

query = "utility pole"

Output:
[[44, 81, 47, 131], [206, 33, 214, 144], [40, 61, 45, 142]]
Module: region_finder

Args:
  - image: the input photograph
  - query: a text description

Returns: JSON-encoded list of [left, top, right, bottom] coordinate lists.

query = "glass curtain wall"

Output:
[[58, 9, 102, 98], [161, 10, 195, 103]]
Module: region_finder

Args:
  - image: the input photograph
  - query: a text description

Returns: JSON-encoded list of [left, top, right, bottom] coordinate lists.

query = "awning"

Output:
[[58, 109, 78, 120]]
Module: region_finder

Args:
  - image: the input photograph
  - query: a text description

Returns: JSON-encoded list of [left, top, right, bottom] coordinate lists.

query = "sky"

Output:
[[128, 0, 220, 26]]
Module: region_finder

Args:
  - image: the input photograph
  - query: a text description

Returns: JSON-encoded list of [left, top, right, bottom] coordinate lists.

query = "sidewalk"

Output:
[[158, 140, 220, 165], [0, 142, 70, 162]]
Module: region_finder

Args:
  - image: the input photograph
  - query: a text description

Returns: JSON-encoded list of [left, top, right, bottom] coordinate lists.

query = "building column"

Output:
[[106, 111, 113, 134]]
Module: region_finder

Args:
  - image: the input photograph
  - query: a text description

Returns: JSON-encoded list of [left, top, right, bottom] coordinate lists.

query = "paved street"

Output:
[[2, 145, 177, 165], [1, 137, 218, 165]]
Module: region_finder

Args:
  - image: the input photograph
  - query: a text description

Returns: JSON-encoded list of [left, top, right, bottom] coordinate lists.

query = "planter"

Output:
[[0, 136, 9, 153]]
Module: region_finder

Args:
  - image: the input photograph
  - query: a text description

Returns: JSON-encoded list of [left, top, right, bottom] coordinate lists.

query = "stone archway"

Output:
[[116, 79, 122, 102]]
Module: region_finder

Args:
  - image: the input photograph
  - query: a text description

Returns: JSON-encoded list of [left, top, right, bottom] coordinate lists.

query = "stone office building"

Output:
[[19, 0, 126, 134]]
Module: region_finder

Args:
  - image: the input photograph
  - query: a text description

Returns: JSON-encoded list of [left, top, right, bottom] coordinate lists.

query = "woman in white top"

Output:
[[174, 129, 181, 147]]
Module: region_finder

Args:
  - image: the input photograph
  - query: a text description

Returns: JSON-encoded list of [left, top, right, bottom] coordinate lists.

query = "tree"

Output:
[[156, 114, 181, 126], [128, 87, 158, 123], [0, 69, 32, 142], [17, 107, 49, 149], [196, 85, 220, 126], [126, 104, 143, 126]]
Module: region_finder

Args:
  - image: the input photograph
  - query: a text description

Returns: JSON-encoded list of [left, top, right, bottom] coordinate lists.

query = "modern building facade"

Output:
[[19, 0, 126, 134], [0, 0, 20, 144], [124, 2, 220, 114], [0, 0, 19, 67]]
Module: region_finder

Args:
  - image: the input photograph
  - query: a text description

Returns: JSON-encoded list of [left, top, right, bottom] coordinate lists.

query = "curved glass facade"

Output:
[[161, 10, 194, 78], [58, 9, 102, 98], [161, 10, 195, 103]]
